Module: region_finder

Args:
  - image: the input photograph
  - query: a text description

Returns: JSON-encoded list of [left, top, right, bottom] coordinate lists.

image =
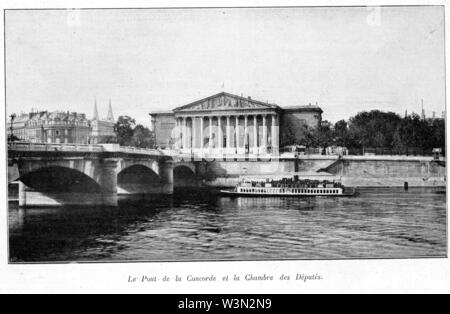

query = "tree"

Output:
[[280, 124, 298, 147], [333, 120, 349, 147], [113, 116, 155, 148], [348, 110, 401, 149], [130, 124, 155, 148], [115, 116, 136, 146], [430, 118, 445, 151], [300, 125, 319, 147], [317, 120, 333, 147]]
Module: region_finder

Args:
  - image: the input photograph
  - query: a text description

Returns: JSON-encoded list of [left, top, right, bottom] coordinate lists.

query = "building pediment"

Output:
[[174, 92, 279, 112]]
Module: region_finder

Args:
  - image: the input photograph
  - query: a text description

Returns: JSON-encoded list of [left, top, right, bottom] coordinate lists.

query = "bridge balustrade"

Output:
[[8, 142, 105, 152], [8, 142, 161, 154], [118, 146, 163, 156]]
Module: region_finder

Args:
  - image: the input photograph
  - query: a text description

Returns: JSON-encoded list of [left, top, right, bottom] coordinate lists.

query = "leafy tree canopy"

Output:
[[114, 116, 155, 148], [281, 110, 445, 155]]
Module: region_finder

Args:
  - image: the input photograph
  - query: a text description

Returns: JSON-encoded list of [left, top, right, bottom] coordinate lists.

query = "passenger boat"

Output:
[[220, 176, 356, 197]]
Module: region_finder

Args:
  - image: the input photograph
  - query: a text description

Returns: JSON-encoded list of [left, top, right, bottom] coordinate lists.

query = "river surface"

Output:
[[8, 187, 447, 262]]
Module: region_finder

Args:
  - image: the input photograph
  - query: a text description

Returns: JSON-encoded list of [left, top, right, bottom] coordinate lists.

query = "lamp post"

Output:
[[9, 113, 16, 142]]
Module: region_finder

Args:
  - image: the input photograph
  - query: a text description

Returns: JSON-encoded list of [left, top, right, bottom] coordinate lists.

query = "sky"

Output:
[[5, 6, 445, 126]]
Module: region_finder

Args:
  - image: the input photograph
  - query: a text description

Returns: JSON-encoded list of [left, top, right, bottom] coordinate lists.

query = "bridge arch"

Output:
[[13, 166, 108, 207], [117, 159, 159, 175], [173, 164, 200, 188], [117, 164, 163, 195], [12, 159, 104, 184], [19, 166, 102, 193]]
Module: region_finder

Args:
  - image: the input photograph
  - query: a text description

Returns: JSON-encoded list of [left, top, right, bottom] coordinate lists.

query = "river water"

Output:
[[8, 187, 447, 262]]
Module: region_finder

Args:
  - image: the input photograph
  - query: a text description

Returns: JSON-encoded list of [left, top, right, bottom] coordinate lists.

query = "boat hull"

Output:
[[220, 189, 357, 197]]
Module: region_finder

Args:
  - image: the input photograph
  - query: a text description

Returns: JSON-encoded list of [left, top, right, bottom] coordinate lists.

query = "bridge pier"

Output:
[[18, 181, 27, 207], [99, 159, 119, 207], [159, 160, 174, 195]]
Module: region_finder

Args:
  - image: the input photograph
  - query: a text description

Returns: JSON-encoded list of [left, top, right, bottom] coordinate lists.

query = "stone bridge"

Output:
[[8, 142, 200, 207]]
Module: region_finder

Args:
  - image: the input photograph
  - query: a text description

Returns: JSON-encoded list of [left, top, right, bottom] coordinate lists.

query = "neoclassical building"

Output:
[[150, 92, 323, 156]]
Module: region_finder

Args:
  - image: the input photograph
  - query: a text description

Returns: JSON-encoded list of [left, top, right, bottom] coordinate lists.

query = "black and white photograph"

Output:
[[1, 1, 449, 294]]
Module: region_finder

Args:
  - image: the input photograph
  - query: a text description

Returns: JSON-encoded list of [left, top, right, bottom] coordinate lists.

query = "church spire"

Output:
[[93, 98, 99, 120], [107, 99, 114, 122]]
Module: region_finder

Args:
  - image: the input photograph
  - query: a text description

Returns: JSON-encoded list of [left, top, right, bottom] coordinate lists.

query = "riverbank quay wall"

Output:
[[190, 154, 446, 188]]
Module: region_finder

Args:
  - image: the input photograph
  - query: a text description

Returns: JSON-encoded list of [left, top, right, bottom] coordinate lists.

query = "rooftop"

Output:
[[149, 111, 175, 116], [283, 105, 323, 113]]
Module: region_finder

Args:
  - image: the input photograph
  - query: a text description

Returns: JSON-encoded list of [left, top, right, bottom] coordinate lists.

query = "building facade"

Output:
[[7, 102, 116, 144], [280, 104, 323, 143], [149, 92, 323, 155], [8, 111, 91, 144], [149, 111, 177, 148]]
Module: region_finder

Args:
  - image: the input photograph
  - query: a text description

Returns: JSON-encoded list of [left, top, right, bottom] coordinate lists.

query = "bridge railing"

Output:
[[118, 145, 164, 156], [8, 142, 104, 152], [8, 142, 165, 156]]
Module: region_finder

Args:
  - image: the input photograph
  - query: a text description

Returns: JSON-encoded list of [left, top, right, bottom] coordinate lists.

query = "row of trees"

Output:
[[281, 110, 445, 154]]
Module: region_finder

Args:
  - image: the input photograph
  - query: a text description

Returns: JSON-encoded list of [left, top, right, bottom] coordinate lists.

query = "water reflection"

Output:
[[8, 188, 447, 262]]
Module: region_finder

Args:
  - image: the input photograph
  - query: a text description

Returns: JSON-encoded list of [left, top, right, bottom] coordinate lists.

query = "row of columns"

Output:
[[175, 114, 279, 155]]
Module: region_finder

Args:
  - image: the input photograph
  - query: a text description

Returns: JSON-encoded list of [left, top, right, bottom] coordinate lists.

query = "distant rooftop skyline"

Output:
[[5, 7, 445, 125]]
